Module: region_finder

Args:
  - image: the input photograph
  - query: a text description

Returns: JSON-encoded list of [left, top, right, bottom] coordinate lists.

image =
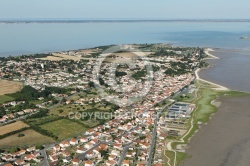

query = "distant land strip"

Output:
[[1, 19, 250, 23]]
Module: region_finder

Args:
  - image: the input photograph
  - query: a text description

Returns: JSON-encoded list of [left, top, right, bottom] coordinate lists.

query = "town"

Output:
[[0, 44, 206, 166]]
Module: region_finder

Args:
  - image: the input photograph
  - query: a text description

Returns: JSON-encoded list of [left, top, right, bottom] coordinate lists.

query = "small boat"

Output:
[[240, 36, 248, 39]]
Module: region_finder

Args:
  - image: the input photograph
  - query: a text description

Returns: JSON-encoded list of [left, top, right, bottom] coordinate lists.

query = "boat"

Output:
[[240, 36, 248, 39]]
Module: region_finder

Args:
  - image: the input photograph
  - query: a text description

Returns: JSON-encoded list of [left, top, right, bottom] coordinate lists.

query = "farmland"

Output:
[[0, 95, 14, 104], [24, 116, 62, 126], [40, 119, 87, 140], [0, 80, 23, 95], [0, 129, 54, 147], [0, 121, 29, 135], [37, 53, 83, 61]]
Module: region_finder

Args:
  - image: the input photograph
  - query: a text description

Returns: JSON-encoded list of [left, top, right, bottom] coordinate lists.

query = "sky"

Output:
[[0, 0, 250, 20]]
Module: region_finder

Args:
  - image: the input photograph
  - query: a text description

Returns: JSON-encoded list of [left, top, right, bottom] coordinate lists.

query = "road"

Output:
[[0, 112, 37, 126], [76, 142, 102, 160], [117, 142, 133, 166], [40, 149, 49, 166], [146, 101, 169, 166], [76, 140, 114, 160], [116, 96, 171, 165]]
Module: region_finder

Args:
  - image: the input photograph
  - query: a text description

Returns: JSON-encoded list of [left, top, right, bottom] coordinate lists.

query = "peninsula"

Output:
[[0, 44, 248, 166]]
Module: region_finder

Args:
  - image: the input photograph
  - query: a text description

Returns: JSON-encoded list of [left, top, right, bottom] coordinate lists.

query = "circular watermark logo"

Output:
[[92, 45, 154, 107]]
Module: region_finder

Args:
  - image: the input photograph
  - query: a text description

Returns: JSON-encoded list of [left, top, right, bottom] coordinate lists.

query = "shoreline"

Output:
[[177, 49, 250, 165], [195, 48, 229, 91], [164, 48, 234, 165], [195, 69, 229, 91], [204, 48, 220, 59], [183, 95, 250, 166]]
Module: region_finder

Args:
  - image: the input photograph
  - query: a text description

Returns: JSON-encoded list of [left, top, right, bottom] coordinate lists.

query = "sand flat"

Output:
[[183, 96, 250, 166]]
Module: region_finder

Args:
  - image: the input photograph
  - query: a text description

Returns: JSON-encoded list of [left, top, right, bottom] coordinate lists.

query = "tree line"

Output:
[[7, 85, 70, 101]]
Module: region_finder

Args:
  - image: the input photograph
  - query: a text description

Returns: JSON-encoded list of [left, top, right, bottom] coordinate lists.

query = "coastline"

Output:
[[195, 69, 229, 91], [195, 48, 229, 91], [165, 48, 249, 165], [204, 48, 219, 59], [183, 95, 250, 166], [178, 49, 250, 166]]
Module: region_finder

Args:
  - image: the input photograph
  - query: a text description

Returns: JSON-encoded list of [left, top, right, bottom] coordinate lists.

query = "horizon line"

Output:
[[1, 18, 250, 23]]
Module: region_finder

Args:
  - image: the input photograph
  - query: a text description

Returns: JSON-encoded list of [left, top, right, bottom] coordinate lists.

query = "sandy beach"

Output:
[[195, 48, 229, 91], [195, 69, 229, 91], [183, 96, 250, 166], [204, 48, 220, 59]]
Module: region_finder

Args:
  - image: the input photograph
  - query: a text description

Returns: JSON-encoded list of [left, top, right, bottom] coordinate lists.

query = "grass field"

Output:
[[164, 150, 188, 166], [83, 119, 100, 128], [175, 91, 196, 103], [67, 94, 81, 101], [40, 119, 87, 140], [193, 89, 219, 123], [0, 80, 23, 95], [0, 95, 14, 104], [0, 121, 29, 135], [50, 102, 112, 117], [25, 116, 62, 126], [0, 129, 54, 147]]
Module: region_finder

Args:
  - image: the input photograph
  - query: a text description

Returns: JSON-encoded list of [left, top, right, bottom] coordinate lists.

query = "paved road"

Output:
[[76, 142, 102, 160], [146, 112, 160, 166], [116, 97, 171, 165], [76, 140, 114, 160], [146, 97, 176, 166], [40, 149, 49, 166], [117, 142, 133, 166]]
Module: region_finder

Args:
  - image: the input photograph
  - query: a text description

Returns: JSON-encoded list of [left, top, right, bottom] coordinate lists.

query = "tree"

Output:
[[164, 68, 176, 76], [36, 144, 43, 150], [148, 125, 154, 131], [18, 133, 25, 137], [99, 150, 108, 157], [88, 81, 95, 88]]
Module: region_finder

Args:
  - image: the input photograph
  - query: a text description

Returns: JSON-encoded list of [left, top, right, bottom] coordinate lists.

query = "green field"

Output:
[[83, 119, 101, 128], [0, 95, 14, 104], [175, 91, 196, 103], [25, 116, 63, 126], [67, 94, 81, 101], [40, 119, 87, 140]]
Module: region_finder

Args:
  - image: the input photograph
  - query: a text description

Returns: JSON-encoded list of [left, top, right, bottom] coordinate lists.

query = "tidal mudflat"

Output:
[[183, 95, 250, 166]]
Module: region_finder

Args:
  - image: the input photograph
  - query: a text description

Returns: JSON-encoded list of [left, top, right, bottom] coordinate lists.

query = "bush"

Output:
[[18, 133, 25, 137]]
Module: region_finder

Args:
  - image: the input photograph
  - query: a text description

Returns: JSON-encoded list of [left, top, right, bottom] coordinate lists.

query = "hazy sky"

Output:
[[0, 0, 250, 19]]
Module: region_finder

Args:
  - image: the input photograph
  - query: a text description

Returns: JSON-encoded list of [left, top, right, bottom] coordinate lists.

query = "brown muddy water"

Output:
[[183, 96, 250, 166]]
